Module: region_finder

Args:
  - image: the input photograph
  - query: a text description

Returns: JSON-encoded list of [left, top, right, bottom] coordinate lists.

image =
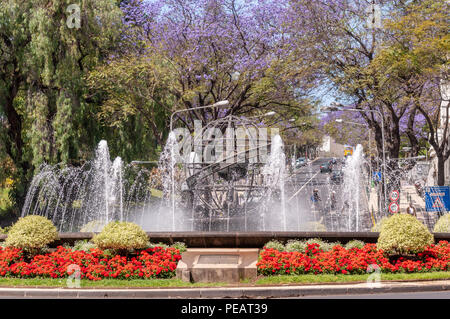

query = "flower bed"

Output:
[[0, 246, 181, 281], [257, 241, 450, 276]]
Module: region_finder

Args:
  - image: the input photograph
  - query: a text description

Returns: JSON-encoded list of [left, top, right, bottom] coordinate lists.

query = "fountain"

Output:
[[21, 107, 381, 235], [341, 144, 369, 231], [21, 113, 290, 232]]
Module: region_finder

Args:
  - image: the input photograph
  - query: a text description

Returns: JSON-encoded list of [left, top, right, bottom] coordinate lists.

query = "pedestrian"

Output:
[[330, 191, 336, 210], [406, 202, 416, 217]]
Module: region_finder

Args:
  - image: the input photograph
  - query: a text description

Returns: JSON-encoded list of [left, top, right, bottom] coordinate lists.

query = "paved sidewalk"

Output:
[[1, 280, 449, 298]]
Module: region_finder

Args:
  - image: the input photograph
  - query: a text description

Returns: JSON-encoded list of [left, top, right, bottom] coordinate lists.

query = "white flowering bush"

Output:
[[377, 214, 433, 255], [5, 215, 58, 251], [263, 240, 285, 251], [433, 214, 450, 233], [73, 240, 97, 252], [345, 240, 365, 250], [92, 221, 149, 250], [285, 240, 307, 253]]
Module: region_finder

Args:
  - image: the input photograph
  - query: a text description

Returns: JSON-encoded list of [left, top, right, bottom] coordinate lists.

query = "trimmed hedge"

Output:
[[92, 221, 149, 251], [5, 215, 58, 251], [377, 214, 434, 255]]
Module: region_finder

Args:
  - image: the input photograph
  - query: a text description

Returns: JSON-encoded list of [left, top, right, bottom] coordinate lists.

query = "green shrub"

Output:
[[285, 240, 307, 253], [264, 240, 285, 251], [171, 241, 187, 253], [5, 215, 58, 252], [345, 240, 365, 250], [73, 240, 97, 252], [377, 214, 434, 255], [371, 217, 388, 232], [433, 214, 450, 233], [92, 221, 149, 251], [79, 220, 105, 232]]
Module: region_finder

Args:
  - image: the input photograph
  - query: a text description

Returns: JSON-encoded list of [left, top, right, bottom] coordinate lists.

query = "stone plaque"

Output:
[[197, 255, 239, 264]]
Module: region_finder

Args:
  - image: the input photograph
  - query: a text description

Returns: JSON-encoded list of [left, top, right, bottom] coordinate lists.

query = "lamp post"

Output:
[[323, 104, 388, 216], [170, 100, 230, 132]]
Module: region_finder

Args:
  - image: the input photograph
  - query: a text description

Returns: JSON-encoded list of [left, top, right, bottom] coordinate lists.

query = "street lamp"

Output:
[[170, 100, 230, 132], [322, 104, 388, 216]]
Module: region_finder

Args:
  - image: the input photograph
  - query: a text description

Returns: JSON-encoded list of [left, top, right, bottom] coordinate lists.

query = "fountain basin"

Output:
[[2, 232, 450, 248]]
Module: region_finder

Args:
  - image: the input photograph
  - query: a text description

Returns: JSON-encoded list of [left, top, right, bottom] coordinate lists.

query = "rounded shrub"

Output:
[[263, 240, 285, 251], [92, 221, 149, 251], [377, 213, 434, 255], [345, 240, 365, 250], [433, 214, 450, 233], [5, 215, 58, 251]]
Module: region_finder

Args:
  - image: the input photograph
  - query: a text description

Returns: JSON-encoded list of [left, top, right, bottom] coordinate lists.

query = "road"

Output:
[[284, 157, 372, 232], [290, 290, 450, 299]]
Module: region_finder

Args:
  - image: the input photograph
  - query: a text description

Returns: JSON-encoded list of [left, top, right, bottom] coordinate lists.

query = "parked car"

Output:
[[320, 162, 333, 173], [331, 170, 343, 184], [295, 157, 307, 168]]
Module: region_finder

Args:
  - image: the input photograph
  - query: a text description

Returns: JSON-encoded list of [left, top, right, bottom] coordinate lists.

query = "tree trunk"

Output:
[[437, 155, 446, 186]]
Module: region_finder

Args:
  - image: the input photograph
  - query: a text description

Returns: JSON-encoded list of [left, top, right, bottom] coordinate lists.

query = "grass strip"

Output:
[[0, 271, 449, 288], [255, 271, 450, 285]]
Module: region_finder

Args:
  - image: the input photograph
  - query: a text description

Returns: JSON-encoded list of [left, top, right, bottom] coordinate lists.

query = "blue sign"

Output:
[[373, 171, 382, 182], [425, 186, 450, 212]]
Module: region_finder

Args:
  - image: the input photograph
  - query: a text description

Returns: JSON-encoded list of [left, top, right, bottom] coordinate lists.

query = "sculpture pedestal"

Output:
[[176, 248, 259, 283]]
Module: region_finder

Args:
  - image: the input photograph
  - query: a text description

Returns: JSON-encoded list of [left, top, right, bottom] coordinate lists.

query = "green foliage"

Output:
[[345, 240, 365, 250], [92, 221, 149, 251], [377, 214, 434, 255], [171, 242, 187, 253], [5, 215, 58, 251], [263, 240, 285, 251], [433, 214, 450, 233], [72, 240, 97, 252]]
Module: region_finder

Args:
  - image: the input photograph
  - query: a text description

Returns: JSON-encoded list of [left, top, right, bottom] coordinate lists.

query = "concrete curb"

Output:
[[0, 280, 449, 298]]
